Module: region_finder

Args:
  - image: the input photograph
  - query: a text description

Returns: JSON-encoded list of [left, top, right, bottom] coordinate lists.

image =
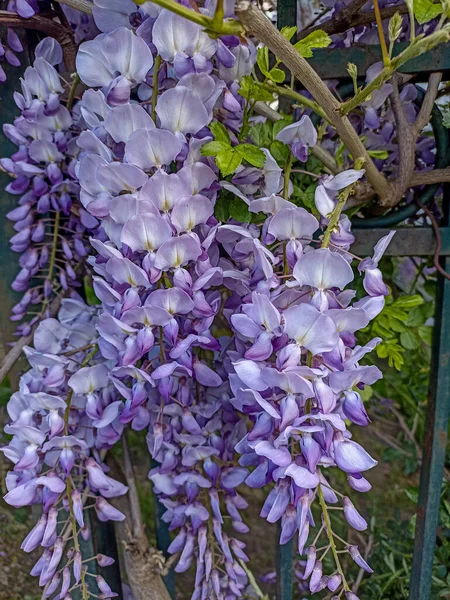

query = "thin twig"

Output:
[[416, 198, 450, 281], [410, 168, 450, 186], [414, 73, 443, 135], [0, 10, 77, 71]]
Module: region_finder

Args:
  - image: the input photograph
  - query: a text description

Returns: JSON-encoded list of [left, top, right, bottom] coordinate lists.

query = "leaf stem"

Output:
[[283, 151, 293, 199], [321, 189, 350, 248], [151, 55, 162, 123], [373, 0, 390, 66], [340, 27, 450, 114], [140, 0, 243, 35], [66, 73, 80, 111], [264, 82, 329, 122], [212, 0, 224, 30], [66, 477, 89, 600], [318, 484, 350, 592]]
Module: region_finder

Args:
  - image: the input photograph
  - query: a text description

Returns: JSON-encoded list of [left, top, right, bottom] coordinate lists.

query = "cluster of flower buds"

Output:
[[2, 39, 98, 335]]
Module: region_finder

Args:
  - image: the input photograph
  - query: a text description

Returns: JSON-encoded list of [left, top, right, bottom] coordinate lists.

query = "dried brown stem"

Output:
[[410, 167, 450, 186], [0, 10, 77, 71], [122, 432, 145, 540], [299, 3, 409, 39], [414, 72, 443, 135], [379, 72, 443, 208], [109, 453, 172, 600], [235, 1, 393, 202], [388, 74, 415, 202], [53, 0, 93, 15]]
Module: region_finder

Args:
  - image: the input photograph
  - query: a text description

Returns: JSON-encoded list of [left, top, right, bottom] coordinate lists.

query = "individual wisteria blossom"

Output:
[[0, 4, 399, 599], [2, 41, 97, 335], [314, 169, 366, 217], [275, 115, 317, 162]]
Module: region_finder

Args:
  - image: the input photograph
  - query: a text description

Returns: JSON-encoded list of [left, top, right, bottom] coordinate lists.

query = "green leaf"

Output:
[[216, 149, 242, 176], [214, 194, 230, 222], [393, 294, 424, 309], [257, 46, 269, 76], [249, 122, 273, 147], [400, 329, 420, 350], [229, 197, 251, 222], [84, 275, 100, 306], [406, 306, 426, 327], [209, 121, 231, 144], [294, 183, 317, 211], [269, 140, 290, 163], [293, 30, 332, 58], [376, 339, 405, 370], [201, 140, 230, 156], [268, 67, 285, 83], [443, 109, 450, 129], [239, 75, 273, 102], [413, 0, 442, 23], [368, 149, 389, 160], [280, 25, 297, 41], [235, 144, 266, 168], [418, 325, 433, 345], [388, 315, 407, 333]]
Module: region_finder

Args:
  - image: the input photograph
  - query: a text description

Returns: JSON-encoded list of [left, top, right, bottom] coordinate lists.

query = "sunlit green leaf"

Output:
[[201, 140, 230, 156], [209, 121, 231, 144], [235, 144, 266, 168], [216, 149, 242, 176], [293, 30, 332, 58]]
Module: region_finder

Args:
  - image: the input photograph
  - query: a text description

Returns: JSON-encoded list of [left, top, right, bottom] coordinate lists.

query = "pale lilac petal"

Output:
[[125, 128, 183, 169], [154, 235, 202, 270], [254, 441, 291, 466], [104, 103, 155, 143], [323, 169, 365, 191], [233, 360, 267, 392], [156, 87, 210, 136], [334, 437, 377, 473], [171, 195, 214, 233], [268, 207, 318, 241], [275, 115, 317, 149], [284, 303, 338, 354], [121, 214, 172, 252], [285, 463, 319, 488], [315, 184, 336, 217], [293, 248, 353, 291]]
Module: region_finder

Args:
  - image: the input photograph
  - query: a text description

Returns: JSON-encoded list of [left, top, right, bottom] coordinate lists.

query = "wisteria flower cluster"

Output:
[[2, 38, 98, 336], [0, 1, 408, 599]]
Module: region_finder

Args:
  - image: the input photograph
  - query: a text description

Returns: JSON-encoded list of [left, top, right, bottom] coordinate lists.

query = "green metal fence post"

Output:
[[276, 522, 294, 600], [409, 185, 450, 600]]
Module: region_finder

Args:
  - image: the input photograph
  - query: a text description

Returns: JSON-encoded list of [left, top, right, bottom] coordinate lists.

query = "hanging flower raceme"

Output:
[[3, 40, 98, 335], [1, 299, 128, 599]]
